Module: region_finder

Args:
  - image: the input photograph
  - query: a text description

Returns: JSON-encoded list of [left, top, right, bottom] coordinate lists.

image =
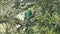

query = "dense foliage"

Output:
[[0, 0, 60, 34]]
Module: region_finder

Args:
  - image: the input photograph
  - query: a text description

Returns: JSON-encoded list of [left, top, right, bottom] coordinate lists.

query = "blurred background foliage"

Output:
[[0, 0, 60, 34]]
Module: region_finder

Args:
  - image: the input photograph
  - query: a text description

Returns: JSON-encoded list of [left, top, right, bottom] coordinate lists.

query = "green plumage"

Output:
[[25, 10, 32, 17]]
